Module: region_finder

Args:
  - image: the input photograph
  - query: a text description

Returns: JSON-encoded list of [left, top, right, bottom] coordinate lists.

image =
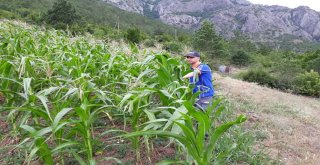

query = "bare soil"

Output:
[[95, 120, 177, 165], [214, 73, 320, 165]]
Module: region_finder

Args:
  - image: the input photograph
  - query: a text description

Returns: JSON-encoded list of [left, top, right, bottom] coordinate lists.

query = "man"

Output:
[[183, 51, 214, 111]]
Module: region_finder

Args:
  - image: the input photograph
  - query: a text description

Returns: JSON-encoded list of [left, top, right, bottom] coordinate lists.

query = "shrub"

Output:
[[231, 50, 250, 67], [143, 39, 155, 47], [294, 70, 320, 97], [271, 60, 304, 90], [125, 27, 142, 43], [155, 34, 173, 43], [306, 57, 320, 73], [162, 41, 183, 53], [193, 20, 227, 59], [0, 9, 19, 19], [41, 0, 81, 29], [242, 69, 277, 87]]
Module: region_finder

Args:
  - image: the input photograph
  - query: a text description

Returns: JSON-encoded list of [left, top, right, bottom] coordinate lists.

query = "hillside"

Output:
[[0, 0, 187, 35], [215, 73, 320, 165], [103, 0, 320, 48]]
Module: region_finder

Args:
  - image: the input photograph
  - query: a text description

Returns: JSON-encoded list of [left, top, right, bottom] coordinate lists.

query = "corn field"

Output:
[[0, 20, 247, 165]]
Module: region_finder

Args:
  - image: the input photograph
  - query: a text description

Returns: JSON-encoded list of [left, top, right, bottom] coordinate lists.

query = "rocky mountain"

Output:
[[102, 0, 320, 42]]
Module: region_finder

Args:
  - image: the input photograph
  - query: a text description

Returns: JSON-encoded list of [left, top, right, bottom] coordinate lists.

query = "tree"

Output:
[[231, 50, 250, 67], [304, 50, 320, 73], [125, 27, 142, 44], [257, 44, 272, 56], [42, 0, 81, 29], [193, 20, 226, 58], [229, 31, 257, 53]]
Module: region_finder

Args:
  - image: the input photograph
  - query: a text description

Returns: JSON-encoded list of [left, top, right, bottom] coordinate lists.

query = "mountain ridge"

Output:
[[102, 0, 320, 42]]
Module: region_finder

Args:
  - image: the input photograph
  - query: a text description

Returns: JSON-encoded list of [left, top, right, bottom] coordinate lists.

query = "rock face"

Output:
[[103, 0, 320, 41]]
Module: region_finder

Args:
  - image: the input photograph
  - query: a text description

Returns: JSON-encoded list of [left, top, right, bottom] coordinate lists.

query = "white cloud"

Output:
[[247, 0, 320, 12]]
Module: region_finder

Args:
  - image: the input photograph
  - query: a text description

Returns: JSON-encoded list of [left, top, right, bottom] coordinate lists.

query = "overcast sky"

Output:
[[247, 0, 320, 12]]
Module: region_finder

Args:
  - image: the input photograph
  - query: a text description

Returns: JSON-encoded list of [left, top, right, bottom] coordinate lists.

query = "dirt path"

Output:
[[214, 73, 320, 165]]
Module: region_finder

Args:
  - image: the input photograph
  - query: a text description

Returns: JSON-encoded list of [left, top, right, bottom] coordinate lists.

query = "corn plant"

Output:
[[0, 21, 126, 164], [121, 99, 247, 165], [0, 20, 249, 165]]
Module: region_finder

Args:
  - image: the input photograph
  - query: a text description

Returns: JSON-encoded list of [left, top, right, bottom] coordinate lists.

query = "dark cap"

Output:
[[185, 51, 200, 57]]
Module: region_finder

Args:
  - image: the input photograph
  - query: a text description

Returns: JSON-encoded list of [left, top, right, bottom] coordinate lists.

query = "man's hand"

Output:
[[183, 69, 201, 79], [183, 72, 194, 79]]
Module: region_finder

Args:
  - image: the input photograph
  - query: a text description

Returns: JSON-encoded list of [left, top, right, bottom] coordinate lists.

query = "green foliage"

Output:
[[117, 144, 128, 158], [257, 44, 272, 56], [143, 39, 156, 47], [242, 69, 277, 87], [178, 34, 191, 44], [0, 21, 192, 164], [125, 27, 143, 44], [299, 50, 320, 73], [252, 54, 274, 68], [193, 20, 227, 58], [231, 50, 250, 67], [41, 0, 81, 29], [294, 70, 320, 97], [270, 58, 304, 90], [122, 99, 247, 164], [0, 0, 189, 39], [0, 19, 274, 165], [244, 49, 320, 97], [306, 56, 320, 73], [250, 50, 305, 91], [0, 9, 19, 19], [155, 33, 174, 43], [267, 33, 320, 52], [228, 31, 257, 54], [162, 41, 183, 53]]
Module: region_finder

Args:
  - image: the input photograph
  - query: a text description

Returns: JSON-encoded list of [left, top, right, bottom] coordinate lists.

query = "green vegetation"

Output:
[[193, 20, 227, 59], [163, 41, 184, 53], [242, 68, 277, 87], [247, 50, 320, 96], [0, 20, 279, 165], [0, 0, 188, 38], [0, 0, 318, 164], [123, 100, 247, 165], [294, 70, 320, 97], [41, 0, 81, 29], [125, 27, 144, 44], [231, 50, 251, 67], [190, 21, 319, 97]]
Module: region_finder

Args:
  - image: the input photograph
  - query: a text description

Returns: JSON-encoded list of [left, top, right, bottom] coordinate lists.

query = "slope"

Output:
[[0, 0, 187, 35], [215, 73, 320, 165]]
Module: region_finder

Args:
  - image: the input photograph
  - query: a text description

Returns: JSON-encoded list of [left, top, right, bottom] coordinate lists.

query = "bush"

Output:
[[231, 50, 250, 67], [306, 57, 320, 73], [242, 69, 277, 87], [125, 27, 142, 44], [143, 39, 155, 47], [193, 20, 227, 58], [294, 70, 320, 97], [162, 41, 183, 53], [41, 0, 81, 29], [155, 34, 173, 43], [0, 9, 19, 19], [271, 60, 304, 90]]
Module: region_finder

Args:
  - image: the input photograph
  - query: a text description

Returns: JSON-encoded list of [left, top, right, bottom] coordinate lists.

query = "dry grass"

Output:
[[214, 72, 320, 165]]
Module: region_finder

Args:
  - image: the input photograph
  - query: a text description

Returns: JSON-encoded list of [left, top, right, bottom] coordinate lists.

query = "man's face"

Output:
[[185, 56, 199, 64]]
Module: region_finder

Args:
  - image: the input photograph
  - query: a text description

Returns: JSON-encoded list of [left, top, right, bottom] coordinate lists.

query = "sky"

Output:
[[247, 0, 320, 12]]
